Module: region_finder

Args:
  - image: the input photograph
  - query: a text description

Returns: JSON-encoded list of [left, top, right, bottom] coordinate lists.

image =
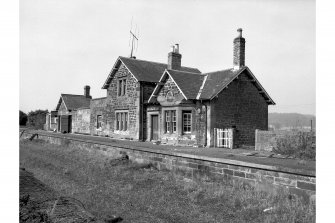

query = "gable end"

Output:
[[210, 67, 275, 105]]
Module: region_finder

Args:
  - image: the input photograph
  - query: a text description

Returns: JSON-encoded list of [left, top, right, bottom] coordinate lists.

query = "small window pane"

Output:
[[120, 113, 124, 130], [116, 113, 119, 130], [123, 79, 127, 96], [165, 111, 170, 133], [118, 80, 122, 96], [172, 111, 176, 133], [183, 112, 192, 134], [124, 113, 128, 131]]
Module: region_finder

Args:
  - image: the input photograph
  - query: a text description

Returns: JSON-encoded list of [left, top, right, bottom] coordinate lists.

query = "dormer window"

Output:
[[118, 78, 127, 96]]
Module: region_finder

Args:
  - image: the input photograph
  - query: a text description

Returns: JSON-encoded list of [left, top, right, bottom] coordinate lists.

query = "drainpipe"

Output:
[[141, 83, 144, 141], [202, 100, 207, 147]]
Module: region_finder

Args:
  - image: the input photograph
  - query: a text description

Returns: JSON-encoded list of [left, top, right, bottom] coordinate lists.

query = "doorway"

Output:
[[151, 115, 159, 141], [68, 115, 72, 133]]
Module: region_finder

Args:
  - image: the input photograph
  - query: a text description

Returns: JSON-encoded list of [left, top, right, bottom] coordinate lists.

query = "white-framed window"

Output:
[[165, 110, 176, 133], [117, 78, 127, 96], [183, 111, 192, 134], [115, 111, 128, 131], [97, 115, 102, 129]]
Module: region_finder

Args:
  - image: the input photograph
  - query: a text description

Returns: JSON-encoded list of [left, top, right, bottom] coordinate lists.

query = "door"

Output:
[[57, 116, 61, 132], [68, 115, 72, 133], [60, 115, 69, 133], [151, 115, 159, 141]]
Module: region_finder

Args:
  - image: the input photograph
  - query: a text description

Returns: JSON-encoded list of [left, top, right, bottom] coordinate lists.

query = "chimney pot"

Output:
[[174, 44, 179, 53], [170, 45, 175, 53], [237, 28, 243, 37]]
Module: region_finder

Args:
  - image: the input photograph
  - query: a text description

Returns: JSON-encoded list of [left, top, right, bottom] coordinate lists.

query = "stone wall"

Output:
[[158, 75, 181, 98], [106, 63, 140, 139], [90, 97, 107, 136], [21, 131, 316, 202], [212, 71, 268, 147], [255, 129, 277, 151], [148, 75, 207, 146], [72, 108, 91, 134]]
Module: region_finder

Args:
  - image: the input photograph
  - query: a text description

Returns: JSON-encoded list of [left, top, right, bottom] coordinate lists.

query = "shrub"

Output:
[[273, 131, 316, 160], [27, 109, 48, 129], [20, 110, 28, 126]]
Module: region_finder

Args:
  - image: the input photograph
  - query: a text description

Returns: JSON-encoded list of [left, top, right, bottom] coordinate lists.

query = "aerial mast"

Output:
[[129, 18, 139, 58]]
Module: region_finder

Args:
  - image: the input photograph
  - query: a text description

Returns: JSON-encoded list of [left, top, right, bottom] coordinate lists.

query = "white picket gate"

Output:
[[214, 128, 233, 149]]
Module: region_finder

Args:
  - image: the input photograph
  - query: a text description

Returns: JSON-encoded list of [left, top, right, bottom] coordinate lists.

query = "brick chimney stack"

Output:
[[84, 85, 91, 98], [233, 28, 245, 70], [168, 44, 182, 70]]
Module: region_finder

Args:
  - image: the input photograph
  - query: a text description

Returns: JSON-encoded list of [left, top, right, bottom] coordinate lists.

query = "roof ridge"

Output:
[[202, 68, 235, 75], [92, 97, 107, 100], [167, 69, 202, 75], [61, 94, 87, 97], [120, 56, 166, 65], [119, 56, 200, 70]]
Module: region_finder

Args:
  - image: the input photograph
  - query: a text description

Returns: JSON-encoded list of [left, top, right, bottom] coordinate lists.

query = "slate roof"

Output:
[[102, 56, 201, 89], [167, 70, 205, 99], [149, 66, 275, 105], [199, 68, 242, 99], [57, 94, 91, 111]]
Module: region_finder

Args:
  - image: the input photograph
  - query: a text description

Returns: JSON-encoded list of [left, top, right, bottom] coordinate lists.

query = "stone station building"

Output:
[[47, 29, 275, 148]]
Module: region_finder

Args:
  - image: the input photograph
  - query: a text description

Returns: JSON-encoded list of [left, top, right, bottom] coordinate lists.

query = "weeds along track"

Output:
[[20, 169, 107, 223], [20, 138, 315, 223]]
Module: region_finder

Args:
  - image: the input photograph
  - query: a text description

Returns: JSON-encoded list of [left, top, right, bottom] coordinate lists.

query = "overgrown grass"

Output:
[[273, 131, 316, 160], [20, 139, 315, 223]]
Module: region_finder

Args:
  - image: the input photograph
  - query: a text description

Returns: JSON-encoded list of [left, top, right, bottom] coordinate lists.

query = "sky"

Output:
[[20, 0, 315, 115]]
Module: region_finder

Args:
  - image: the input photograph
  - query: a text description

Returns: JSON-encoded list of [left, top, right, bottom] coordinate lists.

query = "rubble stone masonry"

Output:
[[72, 108, 91, 134], [22, 131, 316, 203], [90, 97, 107, 136], [106, 64, 140, 139]]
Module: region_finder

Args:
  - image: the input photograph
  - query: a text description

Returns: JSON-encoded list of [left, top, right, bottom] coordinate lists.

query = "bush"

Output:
[[20, 110, 28, 126], [273, 132, 316, 160], [27, 109, 48, 130]]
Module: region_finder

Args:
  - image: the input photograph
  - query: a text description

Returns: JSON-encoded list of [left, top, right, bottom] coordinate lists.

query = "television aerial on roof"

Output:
[[129, 17, 139, 58]]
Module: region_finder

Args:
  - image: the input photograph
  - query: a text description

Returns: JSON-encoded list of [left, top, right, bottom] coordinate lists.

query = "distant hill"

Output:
[[268, 113, 316, 130]]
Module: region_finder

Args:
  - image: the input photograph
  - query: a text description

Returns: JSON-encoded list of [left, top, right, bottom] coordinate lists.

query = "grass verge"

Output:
[[20, 139, 315, 223]]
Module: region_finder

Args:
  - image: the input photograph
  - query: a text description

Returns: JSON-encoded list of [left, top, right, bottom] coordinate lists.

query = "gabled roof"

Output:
[[56, 94, 91, 111], [199, 68, 242, 99], [149, 66, 275, 105], [102, 56, 201, 89], [167, 70, 205, 99], [199, 67, 275, 104], [148, 69, 204, 102]]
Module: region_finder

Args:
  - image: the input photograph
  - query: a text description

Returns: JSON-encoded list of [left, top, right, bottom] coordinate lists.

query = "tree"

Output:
[[27, 109, 48, 129], [19, 110, 28, 126]]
